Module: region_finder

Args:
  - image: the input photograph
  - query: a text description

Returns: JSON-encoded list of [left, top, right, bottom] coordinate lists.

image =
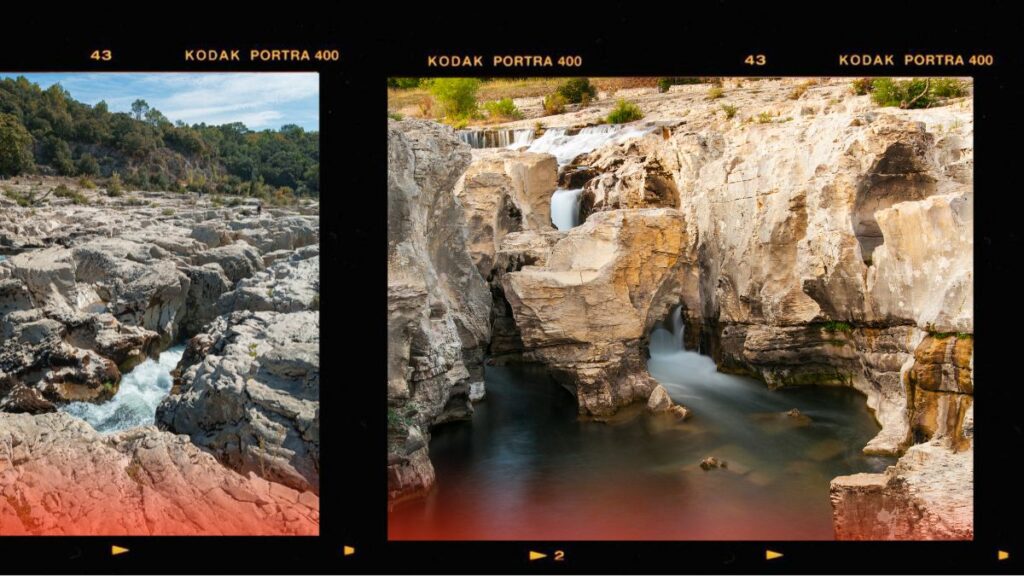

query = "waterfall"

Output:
[[533, 123, 658, 231], [550, 188, 583, 231], [456, 128, 535, 149], [650, 305, 686, 355]]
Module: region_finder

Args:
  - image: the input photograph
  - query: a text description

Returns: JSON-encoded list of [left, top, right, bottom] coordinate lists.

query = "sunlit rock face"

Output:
[[387, 119, 491, 502]]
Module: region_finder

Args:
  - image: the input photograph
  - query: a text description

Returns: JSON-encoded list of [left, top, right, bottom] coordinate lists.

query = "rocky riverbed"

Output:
[[387, 78, 973, 540], [0, 184, 319, 535]]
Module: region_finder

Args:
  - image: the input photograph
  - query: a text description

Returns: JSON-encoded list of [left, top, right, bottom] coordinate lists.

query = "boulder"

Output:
[[503, 208, 690, 418], [157, 311, 319, 495]]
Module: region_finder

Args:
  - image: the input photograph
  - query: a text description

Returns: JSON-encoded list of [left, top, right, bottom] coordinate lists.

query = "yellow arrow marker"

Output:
[[111, 546, 129, 556], [529, 551, 547, 561], [343, 546, 356, 556], [999, 550, 1009, 561], [766, 550, 783, 560]]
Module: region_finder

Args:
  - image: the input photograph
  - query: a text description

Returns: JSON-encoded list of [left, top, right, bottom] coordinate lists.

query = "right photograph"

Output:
[[387, 77, 973, 541]]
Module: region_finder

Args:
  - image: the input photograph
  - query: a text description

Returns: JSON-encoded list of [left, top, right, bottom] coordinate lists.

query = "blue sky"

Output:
[[0, 72, 319, 131]]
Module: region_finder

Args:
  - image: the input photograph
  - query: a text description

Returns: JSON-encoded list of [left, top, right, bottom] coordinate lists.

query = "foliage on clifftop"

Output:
[[851, 77, 969, 109], [0, 76, 319, 195]]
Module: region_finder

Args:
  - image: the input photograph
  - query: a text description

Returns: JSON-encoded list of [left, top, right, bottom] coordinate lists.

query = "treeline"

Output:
[[0, 76, 318, 196]]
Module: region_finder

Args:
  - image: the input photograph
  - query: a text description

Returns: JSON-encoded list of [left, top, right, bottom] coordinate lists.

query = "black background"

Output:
[[0, 9, 1019, 574]]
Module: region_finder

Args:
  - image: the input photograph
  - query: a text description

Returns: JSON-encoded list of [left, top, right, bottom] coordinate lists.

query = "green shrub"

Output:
[[707, 86, 724, 100], [657, 77, 704, 93], [161, 207, 175, 216], [387, 78, 421, 89], [607, 100, 644, 124], [53, 184, 87, 204], [823, 321, 853, 333], [543, 93, 566, 115], [483, 98, 523, 120], [387, 111, 403, 121], [931, 78, 968, 98], [78, 177, 96, 189], [75, 153, 100, 176], [870, 78, 966, 109], [427, 78, 480, 121], [310, 293, 320, 311], [850, 78, 874, 95], [107, 173, 123, 197], [757, 111, 774, 124], [721, 104, 738, 119], [2, 186, 32, 207], [556, 78, 597, 104]]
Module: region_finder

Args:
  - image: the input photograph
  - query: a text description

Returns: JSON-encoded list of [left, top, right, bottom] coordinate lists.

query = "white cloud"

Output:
[[152, 73, 318, 128]]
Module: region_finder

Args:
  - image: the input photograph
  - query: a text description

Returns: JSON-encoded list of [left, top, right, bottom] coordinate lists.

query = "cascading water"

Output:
[[457, 128, 535, 149], [532, 124, 658, 230], [528, 124, 656, 166], [550, 188, 583, 231], [62, 345, 185, 433]]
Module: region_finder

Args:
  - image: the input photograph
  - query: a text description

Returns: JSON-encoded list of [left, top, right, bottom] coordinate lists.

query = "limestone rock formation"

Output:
[[387, 119, 491, 502], [0, 412, 317, 535], [503, 208, 691, 418], [1, 181, 321, 536], [830, 441, 972, 540], [454, 149, 557, 277], [157, 310, 320, 494]]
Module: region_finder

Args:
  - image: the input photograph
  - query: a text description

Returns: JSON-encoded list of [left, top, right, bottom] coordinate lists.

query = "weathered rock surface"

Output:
[[1, 191, 316, 410], [830, 440, 972, 540], [0, 412, 317, 535], [503, 208, 691, 418], [157, 310, 320, 494], [1, 181, 320, 535], [387, 119, 491, 502], [454, 149, 557, 277]]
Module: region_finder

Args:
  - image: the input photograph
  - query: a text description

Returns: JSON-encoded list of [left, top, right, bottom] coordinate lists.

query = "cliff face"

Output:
[[386, 120, 491, 502]]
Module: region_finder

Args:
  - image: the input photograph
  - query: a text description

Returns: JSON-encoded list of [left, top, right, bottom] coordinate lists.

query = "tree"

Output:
[[0, 112, 33, 176], [131, 99, 150, 121], [76, 153, 100, 176], [145, 107, 169, 127], [427, 78, 480, 119]]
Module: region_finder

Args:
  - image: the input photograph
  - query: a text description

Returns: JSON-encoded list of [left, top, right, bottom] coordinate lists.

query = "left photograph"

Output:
[[0, 73, 320, 535]]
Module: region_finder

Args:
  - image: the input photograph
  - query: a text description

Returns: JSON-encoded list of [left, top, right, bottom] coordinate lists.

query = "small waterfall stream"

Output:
[[550, 188, 583, 231], [62, 345, 185, 433], [531, 124, 657, 230], [456, 128, 535, 149]]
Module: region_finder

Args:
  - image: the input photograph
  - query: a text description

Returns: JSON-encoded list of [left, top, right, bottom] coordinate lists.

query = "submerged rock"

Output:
[[699, 456, 727, 471]]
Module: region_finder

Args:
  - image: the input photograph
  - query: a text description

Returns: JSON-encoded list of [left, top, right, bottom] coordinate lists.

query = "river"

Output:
[[388, 310, 892, 540], [62, 345, 185, 433]]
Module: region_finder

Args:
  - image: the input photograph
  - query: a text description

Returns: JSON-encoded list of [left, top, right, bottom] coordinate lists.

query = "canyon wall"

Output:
[[386, 120, 491, 502]]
